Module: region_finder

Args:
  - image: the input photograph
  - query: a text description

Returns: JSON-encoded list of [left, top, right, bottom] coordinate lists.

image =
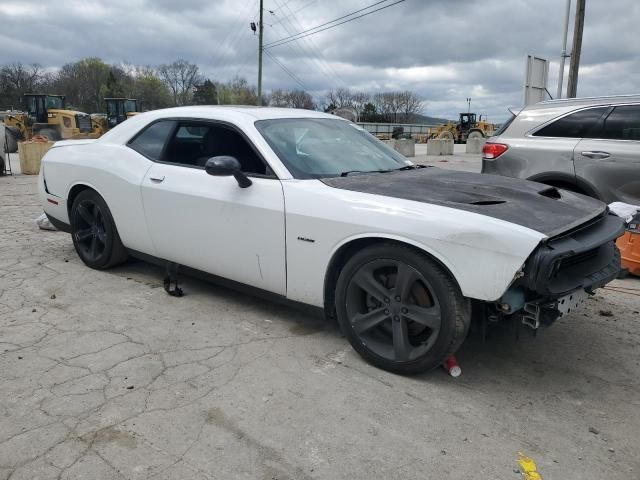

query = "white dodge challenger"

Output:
[[39, 107, 623, 374]]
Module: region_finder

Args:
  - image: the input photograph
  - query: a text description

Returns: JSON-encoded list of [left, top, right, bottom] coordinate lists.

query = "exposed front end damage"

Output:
[[488, 212, 624, 330]]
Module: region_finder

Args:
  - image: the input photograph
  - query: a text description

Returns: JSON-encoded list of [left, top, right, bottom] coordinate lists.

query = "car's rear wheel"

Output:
[[70, 190, 127, 269], [335, 244, 470, 375]]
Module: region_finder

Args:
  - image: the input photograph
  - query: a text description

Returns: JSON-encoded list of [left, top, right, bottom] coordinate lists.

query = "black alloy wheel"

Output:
[[336, 244, 470, 375], [70, 190, 127, 269], [74, 199, 107, 262]]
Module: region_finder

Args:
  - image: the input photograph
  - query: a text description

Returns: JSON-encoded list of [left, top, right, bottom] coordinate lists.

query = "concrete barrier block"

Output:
[[394, 138, 415, 157], [465, 137, 486, 154], [427, 138, 454, 155]]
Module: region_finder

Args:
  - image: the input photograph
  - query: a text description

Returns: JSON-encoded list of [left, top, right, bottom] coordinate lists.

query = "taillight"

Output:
[[482, 142, 509, 160], [63, 116, 72, 128]]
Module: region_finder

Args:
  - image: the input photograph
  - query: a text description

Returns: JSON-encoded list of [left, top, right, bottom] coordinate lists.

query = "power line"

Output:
[[270, 0, 319, 27], [268, 0, 346, 88], [265, 0, 392, 46], [265, 0, 404, 48], [264, 50, 307, 89], [278, 0, 349, 87]]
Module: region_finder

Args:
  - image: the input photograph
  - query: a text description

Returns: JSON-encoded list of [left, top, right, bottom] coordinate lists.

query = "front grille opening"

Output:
[[557, 247, 599, 272]]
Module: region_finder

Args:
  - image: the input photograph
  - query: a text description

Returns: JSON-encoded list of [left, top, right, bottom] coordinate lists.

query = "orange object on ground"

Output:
[[617, 230, 640, 276]]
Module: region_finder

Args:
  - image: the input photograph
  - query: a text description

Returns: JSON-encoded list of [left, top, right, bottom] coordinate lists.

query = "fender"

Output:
[[527, 172, 601, 199]]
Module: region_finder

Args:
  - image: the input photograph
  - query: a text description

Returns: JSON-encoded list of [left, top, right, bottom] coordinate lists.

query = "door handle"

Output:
[[581, 151, 610, 159], [149, 175, 165, 183]]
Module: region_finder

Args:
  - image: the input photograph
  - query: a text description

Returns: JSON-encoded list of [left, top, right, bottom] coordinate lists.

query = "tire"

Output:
[[70, 190, 128, 269], [467, 130, 484, 140], [335, 243, 470, 375], [37, 128, 61, 141], [438, 130, 454, 140]]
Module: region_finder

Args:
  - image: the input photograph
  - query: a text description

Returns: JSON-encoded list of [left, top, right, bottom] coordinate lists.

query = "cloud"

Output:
[[0, 0, 637, 120]]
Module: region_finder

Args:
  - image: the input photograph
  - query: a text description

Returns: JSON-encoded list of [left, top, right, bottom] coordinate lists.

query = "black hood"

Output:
[[321, 167, 606, 237]]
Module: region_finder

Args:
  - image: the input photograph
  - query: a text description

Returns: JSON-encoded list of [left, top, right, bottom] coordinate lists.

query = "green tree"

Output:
[[192, 79, 218, 105]]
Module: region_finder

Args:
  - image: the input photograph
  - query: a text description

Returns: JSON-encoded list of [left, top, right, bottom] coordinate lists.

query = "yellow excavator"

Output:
[[3, 94, 102, 143], [92, 98, 140, 135], [430, 113, 495, 143]]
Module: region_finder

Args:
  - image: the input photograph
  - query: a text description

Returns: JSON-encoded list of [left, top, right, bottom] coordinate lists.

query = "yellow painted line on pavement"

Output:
[[518, 453, 543, 480]]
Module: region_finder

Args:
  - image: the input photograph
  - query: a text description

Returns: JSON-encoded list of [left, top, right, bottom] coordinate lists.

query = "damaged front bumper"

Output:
[[498, 212, 624, 327]]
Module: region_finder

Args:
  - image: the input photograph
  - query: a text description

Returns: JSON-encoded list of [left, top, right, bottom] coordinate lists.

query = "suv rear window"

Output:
[[534, 107, 608, 138]]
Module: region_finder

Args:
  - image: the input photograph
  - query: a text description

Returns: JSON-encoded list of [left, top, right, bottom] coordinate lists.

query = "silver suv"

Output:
[[482, 95, 640, 204]]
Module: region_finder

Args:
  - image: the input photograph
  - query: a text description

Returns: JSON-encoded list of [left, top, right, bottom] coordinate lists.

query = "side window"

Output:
[[129, 121, 176, 160], [598, 105, 640, 140], [163, 122, 269, 175], [534, 107, 607, 138]]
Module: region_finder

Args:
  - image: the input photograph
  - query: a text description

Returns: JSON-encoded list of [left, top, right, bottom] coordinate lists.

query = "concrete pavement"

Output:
[[1, 163, 639, 479]]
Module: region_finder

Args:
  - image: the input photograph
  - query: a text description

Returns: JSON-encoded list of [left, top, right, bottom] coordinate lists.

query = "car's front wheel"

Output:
[[70, 189, 127, 269], [335, 244, 470, 375]]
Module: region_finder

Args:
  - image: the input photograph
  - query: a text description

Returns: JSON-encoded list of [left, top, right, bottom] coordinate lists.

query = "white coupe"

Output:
[[39, 107, 623, 374]]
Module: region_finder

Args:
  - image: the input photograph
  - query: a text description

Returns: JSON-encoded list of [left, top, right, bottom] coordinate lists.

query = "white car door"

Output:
[[138, 120, 287, 295]]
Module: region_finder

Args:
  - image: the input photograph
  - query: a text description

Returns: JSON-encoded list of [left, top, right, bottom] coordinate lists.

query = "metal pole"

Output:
[[557, 0, 572, 99], [257, 0, 264, 106], [567, 0, 585, 98]]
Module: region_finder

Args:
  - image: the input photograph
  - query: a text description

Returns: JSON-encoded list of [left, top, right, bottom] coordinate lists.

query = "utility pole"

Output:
[[257, 0, 264, 106], [567, 0, 585, 98], [557, 0, 572, 99]]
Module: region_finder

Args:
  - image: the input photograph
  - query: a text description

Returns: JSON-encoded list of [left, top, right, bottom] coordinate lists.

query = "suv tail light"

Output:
[[482, 142, 509, 160]]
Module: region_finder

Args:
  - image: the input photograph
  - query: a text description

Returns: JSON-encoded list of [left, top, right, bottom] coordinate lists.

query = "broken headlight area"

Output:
[[481, 212, 624, 332]]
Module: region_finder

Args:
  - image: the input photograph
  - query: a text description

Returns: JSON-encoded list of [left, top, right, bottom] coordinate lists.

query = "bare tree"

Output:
[[217, 76, 257, 105], [157, 59, 202, 106], [0, 63, 45, 109], [326, 87, 356, 108], [397, 90, 422, 122], [268, 88, 315, 109]]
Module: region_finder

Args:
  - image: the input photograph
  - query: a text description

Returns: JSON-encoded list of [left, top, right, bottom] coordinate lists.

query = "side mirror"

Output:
[[204, 156, 252, 188]]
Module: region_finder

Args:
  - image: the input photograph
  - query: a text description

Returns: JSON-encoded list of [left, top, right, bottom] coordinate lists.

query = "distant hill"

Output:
[[410, 113, 451, 125]]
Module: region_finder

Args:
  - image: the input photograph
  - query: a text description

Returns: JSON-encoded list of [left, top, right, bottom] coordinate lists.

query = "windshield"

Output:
[[255, 118, 412, 179], [46, 96, 64, 109], [124, 99, 137, 113]]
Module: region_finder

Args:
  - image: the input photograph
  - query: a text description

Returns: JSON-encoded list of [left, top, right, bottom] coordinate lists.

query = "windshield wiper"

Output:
[[340, 165, 427, 177], [395, 164, 427, 171], [340, 169, 386, 177]]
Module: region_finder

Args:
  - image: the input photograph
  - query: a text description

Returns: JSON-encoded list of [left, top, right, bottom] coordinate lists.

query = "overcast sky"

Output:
[[1, 0, 638, 121]]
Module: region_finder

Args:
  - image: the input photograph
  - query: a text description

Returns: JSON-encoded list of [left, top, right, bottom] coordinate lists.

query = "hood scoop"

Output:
[[538, 187, 562, 199]]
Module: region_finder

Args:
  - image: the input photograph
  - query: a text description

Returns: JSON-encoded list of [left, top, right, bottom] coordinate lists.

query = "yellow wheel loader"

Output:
[[92, 98, 140, 135], [430, 113, 495, 143], [3, 94, 102, 146]]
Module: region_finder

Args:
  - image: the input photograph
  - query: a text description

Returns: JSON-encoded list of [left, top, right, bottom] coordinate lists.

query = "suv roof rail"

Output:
[[536, 93, 640, 106]]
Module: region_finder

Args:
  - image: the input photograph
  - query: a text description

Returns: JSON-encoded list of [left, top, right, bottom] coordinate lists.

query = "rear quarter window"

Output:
[[129, 120, 177, 160]]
